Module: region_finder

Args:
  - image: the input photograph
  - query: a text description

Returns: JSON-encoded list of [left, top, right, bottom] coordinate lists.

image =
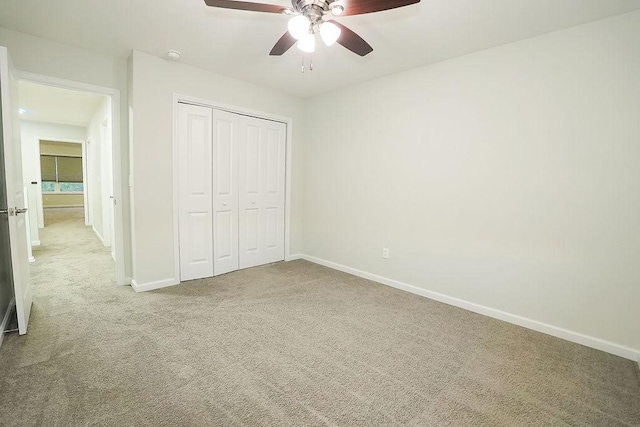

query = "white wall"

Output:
[[129, 50, 305, 285], [19, 120, 86, 242], [0, 26, 132, 279], [85, 97, 112, 244], [302, 11, 640, 353]]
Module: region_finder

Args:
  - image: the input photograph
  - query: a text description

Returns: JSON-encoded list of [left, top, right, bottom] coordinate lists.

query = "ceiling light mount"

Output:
[[292, 0, 329, 12]]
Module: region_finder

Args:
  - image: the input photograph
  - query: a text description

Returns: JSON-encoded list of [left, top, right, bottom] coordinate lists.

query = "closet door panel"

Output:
[[178, 103, 214, 281], [265, 207, 278, 249], [239, 117, 286, 269], [245, 125, 260, 194], [263, 126, 285, 259], [215, 211, 233, 258], [212, 110, 240, 276], [239, 122, 261, 268], [244, 208, 260, 252]]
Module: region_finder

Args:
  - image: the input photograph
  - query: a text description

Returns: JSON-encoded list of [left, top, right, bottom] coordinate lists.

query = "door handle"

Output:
[[0, 207, 27, 216]]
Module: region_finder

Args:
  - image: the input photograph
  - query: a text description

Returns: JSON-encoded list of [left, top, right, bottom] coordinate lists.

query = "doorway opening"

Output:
[[19, 80, 118, 283]]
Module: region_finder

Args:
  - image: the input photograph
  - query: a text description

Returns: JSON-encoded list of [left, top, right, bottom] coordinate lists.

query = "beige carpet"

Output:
[[0, 208, 639, 426]]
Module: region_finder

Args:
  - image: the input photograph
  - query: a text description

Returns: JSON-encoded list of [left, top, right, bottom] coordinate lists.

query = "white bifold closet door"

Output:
[[212, 109, 240, 276], [178, 102, 286, 281], [238, 116, 286, 269], [178, 104, 214, 281]]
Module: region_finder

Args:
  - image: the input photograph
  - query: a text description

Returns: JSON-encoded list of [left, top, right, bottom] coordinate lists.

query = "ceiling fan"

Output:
[[204, 0, 421, 57]]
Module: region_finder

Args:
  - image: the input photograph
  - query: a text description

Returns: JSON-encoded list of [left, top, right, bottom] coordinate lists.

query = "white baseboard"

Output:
[[31, 240, 41, 246], [300, 254, 640, 362], [29, 256, 35, 263], [131, 277, 179, 293], [0, 298, 16, 349], [286, 253, 303, 261], [92, 226, 107, 247]]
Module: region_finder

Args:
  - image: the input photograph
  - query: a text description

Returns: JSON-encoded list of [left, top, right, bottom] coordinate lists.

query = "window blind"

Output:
[[40, 156, 57, 181], [56, 157, 83, 183], [40, 155, 83, 183]]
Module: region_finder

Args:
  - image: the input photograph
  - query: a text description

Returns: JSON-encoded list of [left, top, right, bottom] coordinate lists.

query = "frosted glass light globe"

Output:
[[320, 21, 341, 46], [296, 33, 316, 53], [288, 16, 311, 40]]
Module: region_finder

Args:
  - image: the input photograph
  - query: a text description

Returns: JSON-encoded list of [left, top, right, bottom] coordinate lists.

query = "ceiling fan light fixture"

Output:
[[288, 16, 310, 40], [320, 21, 341, 46], [296, 33, 316, 53]]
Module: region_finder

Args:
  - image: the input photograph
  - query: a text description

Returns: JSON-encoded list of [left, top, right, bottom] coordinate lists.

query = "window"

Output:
[[60, 183, 84, 192], [40, 155, 84, 193], [41, 181, 56, 192]]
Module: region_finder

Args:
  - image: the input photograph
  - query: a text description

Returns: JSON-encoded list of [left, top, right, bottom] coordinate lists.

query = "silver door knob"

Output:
[[223, 203, 227, 207], [251, 201, 255, 205], [15, 208, 28, 214]]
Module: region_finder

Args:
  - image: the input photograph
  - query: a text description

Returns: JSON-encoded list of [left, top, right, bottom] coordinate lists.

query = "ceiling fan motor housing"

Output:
[[292, 0, 335, 24]]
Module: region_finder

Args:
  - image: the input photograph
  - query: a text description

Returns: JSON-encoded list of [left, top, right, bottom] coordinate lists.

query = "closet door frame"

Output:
[[172, 94, 294, 284]]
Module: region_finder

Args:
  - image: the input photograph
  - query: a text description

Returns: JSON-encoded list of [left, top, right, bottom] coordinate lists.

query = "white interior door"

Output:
[[85, 141, 92, 226], [100, 120, 111, 247], [178, 103, 214, 281], [105, 119, 116, 261], [238, 116, 286, 269], [23, 188, 34, 263], [0, 46, 32, 334], [82, 141, 90, 226], [212, 109, 239, 276], [109, 197, 115, 260]]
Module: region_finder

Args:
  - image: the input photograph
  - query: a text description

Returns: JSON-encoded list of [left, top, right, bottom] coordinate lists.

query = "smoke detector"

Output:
[[167, 50, 181, 61]]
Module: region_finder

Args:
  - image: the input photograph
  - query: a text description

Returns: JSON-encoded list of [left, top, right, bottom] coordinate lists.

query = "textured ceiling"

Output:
[[19, 81, 107, 127], [1, 0, 639, 97]]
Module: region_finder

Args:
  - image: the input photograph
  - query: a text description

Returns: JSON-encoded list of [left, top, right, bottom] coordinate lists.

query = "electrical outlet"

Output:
[[382, 248, 389, 259]]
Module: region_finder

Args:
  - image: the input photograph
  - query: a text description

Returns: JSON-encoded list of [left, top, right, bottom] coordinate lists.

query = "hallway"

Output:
[[0, 207, 126, 424], [27, 208, 117, 318]]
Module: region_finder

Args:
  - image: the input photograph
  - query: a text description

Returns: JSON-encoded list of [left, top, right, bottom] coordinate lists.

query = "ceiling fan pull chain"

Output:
[[310, 54, 314, 71], [301, 56, 305, 73]]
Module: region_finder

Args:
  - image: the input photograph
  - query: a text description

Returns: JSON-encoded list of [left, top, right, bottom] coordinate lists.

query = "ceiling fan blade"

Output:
[[328, 20, 373, 57], [204, 0, 288, 14], [270, 32, 297, 56], [340, 0, 420, 16]]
